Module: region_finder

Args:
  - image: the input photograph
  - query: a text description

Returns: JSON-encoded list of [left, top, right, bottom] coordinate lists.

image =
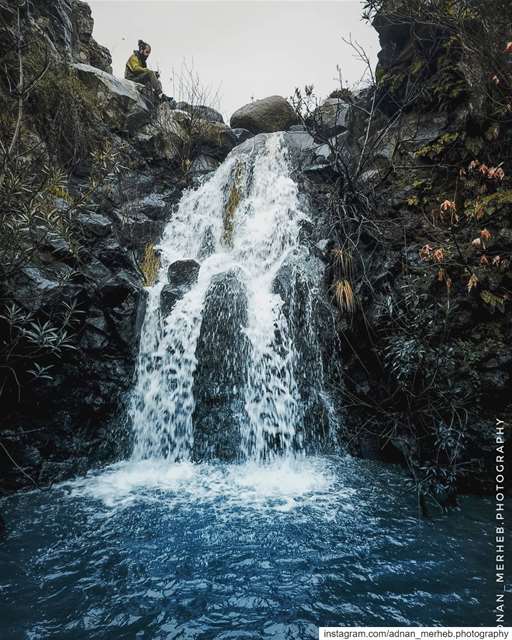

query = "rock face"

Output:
[[311, 98, 350, 140], [160, 260, 200, 316], [73, 63, 151, 130], [134, 104, 237, 164], [28, 0, 112, 71], [272, 247, 342, 449], [0, 162, 184, 492], [298, 2, 512, 497], [230, 96, 299, 134], [0, 0, 236, 494], [71, 0, 112, 72], [192, 271, 250, 461], [175, 102, 224, 124]]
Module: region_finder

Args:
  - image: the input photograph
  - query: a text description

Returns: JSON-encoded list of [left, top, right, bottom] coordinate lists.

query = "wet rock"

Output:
[[77, 211, 112, 237], [160, 259, 200, 316], [167, 259, 201, 288], [192, 271, 250, 460], [272, 249, 342, 448], [231, 128, 253, 145], [190, 154, 221, 175], [230, 96, 299, 134], [198, 228, 216, 259], [160, 286, 182, 317]]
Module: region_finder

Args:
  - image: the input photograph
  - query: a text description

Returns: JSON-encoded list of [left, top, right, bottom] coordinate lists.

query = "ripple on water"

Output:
[[0, 455, 501, 638]]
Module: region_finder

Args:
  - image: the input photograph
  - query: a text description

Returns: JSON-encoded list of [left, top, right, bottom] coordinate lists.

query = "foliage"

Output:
[[162, 60, 223, 179], [29, 68, 106, 169], [292, 0, 512, 507], [0, 302, 80, 400], [0, 3, 123, 402]]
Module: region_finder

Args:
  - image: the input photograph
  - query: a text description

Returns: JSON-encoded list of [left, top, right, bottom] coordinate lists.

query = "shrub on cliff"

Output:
[[292, 0, 512, 505]]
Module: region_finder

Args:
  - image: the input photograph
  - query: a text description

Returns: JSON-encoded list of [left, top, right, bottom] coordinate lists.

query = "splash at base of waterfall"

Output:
[[67, 456, 336, 511]]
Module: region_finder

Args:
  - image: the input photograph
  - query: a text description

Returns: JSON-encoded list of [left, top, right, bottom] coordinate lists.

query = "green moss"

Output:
[[467, 190, 512, 218], [29, 66, 105, 168], [415, 132, 459, 160]]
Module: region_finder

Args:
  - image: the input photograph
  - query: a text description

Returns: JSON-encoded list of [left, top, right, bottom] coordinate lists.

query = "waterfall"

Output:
[[129, 133, 316, 463]]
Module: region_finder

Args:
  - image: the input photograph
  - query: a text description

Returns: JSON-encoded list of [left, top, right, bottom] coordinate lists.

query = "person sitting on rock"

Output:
[[125, 40, 163, 97]]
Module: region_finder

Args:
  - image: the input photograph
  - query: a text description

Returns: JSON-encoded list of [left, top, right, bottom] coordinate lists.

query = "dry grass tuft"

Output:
[[332, 279, 356, 313], [331, 247, 353, 277], [140, 243, 160, 287]]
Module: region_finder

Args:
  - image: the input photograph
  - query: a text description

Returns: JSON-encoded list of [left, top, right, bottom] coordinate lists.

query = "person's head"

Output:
[[138, 40, 151, 59]]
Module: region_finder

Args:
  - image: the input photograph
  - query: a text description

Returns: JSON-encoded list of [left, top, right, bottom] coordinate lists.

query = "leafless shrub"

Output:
[[162, 59, 223, 177]]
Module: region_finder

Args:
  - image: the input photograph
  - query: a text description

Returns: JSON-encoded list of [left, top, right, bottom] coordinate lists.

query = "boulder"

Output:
[[175, 102, 224, 124], [230, 95, 299, 134], [160, 259, 201, 316], [72, 63, 150, 131], [134, 105, 236, 163], [193, 120, 238, 160], [311, 98, 350, 140]]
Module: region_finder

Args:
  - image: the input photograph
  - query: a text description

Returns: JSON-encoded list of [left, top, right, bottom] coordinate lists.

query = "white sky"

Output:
[[88, 1, 379, 120]]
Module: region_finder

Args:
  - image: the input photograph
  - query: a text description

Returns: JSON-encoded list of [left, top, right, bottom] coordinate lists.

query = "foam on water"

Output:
[[68, 456, 339, 512]]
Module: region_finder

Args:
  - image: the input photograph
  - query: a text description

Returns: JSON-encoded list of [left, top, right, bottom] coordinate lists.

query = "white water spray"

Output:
[[129, 134, 309, 462]]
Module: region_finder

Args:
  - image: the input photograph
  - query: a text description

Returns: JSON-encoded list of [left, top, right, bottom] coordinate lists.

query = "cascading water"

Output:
[[130, 133, 311, 463]]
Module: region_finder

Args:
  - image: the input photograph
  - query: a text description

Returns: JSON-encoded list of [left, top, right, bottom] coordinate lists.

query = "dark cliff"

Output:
[[296, 0, 512, 502], [0, 0, 235, 492]]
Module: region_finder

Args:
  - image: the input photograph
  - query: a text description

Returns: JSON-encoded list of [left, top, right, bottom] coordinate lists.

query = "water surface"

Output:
[[0, 455, 499, 639]]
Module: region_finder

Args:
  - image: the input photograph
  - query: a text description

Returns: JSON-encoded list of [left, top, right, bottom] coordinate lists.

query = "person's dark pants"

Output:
[[126, 69, 162, 95]]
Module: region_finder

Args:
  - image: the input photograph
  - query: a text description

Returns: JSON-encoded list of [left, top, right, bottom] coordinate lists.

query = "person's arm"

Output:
[[126, 53, 145, 75]]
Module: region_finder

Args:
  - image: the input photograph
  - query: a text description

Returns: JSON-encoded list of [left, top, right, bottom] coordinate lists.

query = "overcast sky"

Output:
[[88, 1, 379, 120]]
